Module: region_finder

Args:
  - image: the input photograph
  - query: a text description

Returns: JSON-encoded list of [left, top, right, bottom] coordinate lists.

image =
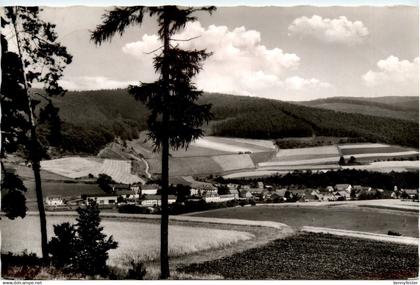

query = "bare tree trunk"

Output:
[[160, 7, 170, 279], [11, 7, 49, 262], [32, 154, 49, 261]]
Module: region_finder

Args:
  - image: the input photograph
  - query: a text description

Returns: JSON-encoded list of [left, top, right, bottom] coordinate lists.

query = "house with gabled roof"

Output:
[[335, 184, 352, 193], [239, 189, 253, 199]]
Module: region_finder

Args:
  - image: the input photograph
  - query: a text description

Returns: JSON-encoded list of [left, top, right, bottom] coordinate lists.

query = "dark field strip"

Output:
[[22, 181, 103, 201], [340, 147, 414, 155], [179, 232, 419, 280]]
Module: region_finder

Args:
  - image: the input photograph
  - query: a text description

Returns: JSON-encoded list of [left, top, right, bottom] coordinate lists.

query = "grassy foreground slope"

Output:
[[35, 90, 419, 154]]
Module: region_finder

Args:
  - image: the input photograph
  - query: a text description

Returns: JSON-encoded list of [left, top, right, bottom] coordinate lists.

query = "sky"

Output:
[[4, 3, 419, 101]]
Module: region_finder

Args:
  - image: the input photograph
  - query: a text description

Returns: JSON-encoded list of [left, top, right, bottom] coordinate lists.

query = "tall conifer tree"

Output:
[[92, 5, 215, 278]]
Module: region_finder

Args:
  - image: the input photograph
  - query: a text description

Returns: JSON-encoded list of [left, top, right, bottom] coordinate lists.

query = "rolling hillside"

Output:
[[298, 96, 419, 122], [34, 89, 419, 155]]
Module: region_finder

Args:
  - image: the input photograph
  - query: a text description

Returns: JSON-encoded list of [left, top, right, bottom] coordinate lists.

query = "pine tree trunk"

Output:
[[11, 8, 49, 262], [160, 7, 170, 279], [32, 156, 49, 261]]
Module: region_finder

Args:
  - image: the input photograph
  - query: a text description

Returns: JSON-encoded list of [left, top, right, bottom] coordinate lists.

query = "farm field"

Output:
[[223, 170, 288, 179], [0, 216, 254, 267], [40, 157, 143, 184], [180, 232, 418, 280], [147, 156, 224, 176], [21, 181, 103, 201], [340, 146, 413, 155], [5, 163, 72, 182], [147, 154, 256, 176], [259, 157, 339, 167], [276, 145, 339, 157], [231, 143, 419, 177], [342, 160, 419, 172], [128, 134, 275, 158], [190, 205, 419, 237]]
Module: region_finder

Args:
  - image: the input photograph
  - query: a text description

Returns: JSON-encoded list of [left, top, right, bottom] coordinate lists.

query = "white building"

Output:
[[85, 194, 118, 205], [140, 195, 176, 206], [45, 196, 64, 206]]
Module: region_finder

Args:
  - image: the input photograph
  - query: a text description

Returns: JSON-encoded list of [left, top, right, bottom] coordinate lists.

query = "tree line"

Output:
[[217, 169, 419, 190]]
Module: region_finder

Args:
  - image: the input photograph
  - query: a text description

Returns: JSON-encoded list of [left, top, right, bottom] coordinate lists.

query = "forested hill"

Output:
[[298, 96, 419, 122], [200, 93, 419, 148], [35, 89, 419, 155]]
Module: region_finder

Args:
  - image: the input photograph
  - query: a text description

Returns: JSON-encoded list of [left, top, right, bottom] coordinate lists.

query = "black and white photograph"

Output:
[[0, 0, 419, 282]]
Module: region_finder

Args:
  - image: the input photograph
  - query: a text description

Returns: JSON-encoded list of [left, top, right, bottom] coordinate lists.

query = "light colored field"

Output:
[[127, 135, 274, 159], [343, 151, 418, 160], [194, 137, 253, 153], [98, 160, 144, 184], [258, 164, 340, 171], [276, 146, 339, 157], [170, 145, 231, 157], [338, 143, 390, 149], [40, 157, 143, 184], [342, 160, 419, 172], [212, 154, 255, 172], [0, 216, 254, 266], [223, 170, 287, 179], [259, 157, 339, 167], [301, 226, 418, 246], [40, 157, 102, 178], [229, 138, 276, 150]]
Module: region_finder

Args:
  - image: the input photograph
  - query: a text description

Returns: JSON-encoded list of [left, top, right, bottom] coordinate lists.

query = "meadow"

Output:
[[0, 216, 255, 267], [190, 205, 419, 237]]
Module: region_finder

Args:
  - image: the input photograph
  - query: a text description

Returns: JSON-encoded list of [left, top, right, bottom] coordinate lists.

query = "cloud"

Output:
[[122, 22, 331, 99], [288, 15, 369, 45], [59, 76, 137, 90], [362, 56, 419, 88], [284, 76, 332, 90]]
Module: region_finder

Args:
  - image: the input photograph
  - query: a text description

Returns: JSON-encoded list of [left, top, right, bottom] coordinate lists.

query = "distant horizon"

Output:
[[6, 5, 418, 101], [2, 0, 418, 7], [36, 87, 419, 102]]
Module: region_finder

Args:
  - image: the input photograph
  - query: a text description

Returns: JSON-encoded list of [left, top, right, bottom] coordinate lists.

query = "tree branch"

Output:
[[170, 35, 201, 42], [145, 45, 164, 54]]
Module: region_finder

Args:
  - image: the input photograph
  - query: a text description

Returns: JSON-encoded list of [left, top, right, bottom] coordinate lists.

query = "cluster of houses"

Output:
[[44, 177, 419, 209]]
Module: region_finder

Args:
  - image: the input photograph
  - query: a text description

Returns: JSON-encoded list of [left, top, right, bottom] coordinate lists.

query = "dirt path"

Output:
[[301, 226, 419, 245]]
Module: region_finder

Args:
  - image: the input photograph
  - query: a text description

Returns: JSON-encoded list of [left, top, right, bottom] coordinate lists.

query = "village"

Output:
[[44, 175, 420, 212]]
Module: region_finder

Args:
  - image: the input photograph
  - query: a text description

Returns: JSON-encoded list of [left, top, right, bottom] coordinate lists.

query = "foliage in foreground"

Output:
[[48, 201, 118, 276], [180, 232, 419, 280], [1, 251, 146, 280]]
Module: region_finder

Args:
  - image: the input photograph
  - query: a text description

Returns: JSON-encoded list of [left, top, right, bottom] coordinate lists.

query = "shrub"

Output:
[[96, 173, 115, 193], [126, 260, 147, 279], [49, 222, 78, 270], [250, 200, 256, 206], [74, 201, 118, 276], [48, 201, 118, 276], [388, 230, 402, 236], [239, 200, 248, 207], [226, 200, 238, 207]]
